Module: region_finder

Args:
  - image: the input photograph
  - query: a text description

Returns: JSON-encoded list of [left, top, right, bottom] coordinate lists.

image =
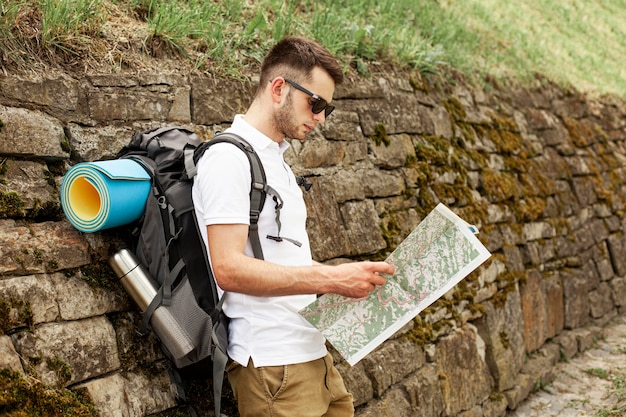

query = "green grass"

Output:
[[0, 0, 625, 98], [39, 0, 105, 52], [586, 367, 610, 379], [441, 0, 626, 97], [587, 367, 626, 417]]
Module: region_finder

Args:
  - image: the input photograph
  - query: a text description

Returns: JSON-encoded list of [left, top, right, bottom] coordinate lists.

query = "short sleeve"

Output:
[[194, 142, 252, 226]]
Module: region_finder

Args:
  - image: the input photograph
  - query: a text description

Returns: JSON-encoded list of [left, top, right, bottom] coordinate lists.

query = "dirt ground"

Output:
[[508, 314, 626, 417]]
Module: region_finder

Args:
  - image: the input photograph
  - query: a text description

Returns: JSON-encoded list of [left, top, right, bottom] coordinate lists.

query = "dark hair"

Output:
[[258, 36, 343, 94]]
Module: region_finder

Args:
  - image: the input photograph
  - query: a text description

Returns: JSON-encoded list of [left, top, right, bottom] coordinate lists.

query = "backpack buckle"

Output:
[[249, 209, 260, 223], [296, 176, 312, 191]]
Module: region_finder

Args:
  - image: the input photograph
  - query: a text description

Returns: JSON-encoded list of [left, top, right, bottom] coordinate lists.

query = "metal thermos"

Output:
[[109, 249, 194, 359]]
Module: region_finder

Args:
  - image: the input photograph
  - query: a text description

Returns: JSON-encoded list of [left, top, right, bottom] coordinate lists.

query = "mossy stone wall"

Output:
[[0, 70, 625, 416]]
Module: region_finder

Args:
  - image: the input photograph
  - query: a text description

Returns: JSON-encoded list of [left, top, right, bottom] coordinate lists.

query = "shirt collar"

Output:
[[227, 114, 291, 155]]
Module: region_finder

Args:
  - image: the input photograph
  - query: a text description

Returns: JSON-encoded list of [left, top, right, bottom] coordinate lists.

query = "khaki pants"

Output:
[[226, 353, 354, 417]]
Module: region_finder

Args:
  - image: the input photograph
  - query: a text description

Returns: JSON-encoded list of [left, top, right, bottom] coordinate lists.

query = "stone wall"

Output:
[[0, 70, 625, 417]]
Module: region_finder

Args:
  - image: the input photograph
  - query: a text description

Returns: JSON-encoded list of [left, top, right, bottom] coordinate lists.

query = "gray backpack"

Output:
[[115, 126, 273, 416]]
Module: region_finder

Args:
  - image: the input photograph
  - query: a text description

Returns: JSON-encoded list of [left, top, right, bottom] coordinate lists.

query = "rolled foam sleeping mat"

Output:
[[60, 159, 151, 233]]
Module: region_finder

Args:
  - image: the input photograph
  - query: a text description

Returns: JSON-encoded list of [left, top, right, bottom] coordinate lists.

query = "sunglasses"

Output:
[[284, 79, 335, 117]]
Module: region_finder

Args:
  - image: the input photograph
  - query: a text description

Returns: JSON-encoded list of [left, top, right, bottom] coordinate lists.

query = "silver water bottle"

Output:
[[109, 249, 194, 359]]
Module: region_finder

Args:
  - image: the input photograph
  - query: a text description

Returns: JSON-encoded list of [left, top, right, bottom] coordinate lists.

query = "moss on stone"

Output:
[[108, 313, 144, 372], [489, 113, 518, 132], [60, 136, 72, 154], [563, 117, 594, 147], [401, 187, 415, 201], [458, 121, 477, 143], [443, 97, 467, 123], [0, 297, 34, 334], [490, 288, 510, 309], [431, 182, 473, 206], [0, 190, 26, 218], [519, 164, 556, 198], [414, 161, 433, 185], [32, 248, 44, 263], [590, 174, 614, 205], [0, 368, 98, 416], [453, 280, 476, 303], [460, 201, 490, 229], [416, 143, 447, 166], [0, 158, 8, 176], [513, 197, 547, 223], [47, 259, 60, 272], [80, 262, 118, 291], [424, 134, 451, 153], [592, 123, 609, 142], [46, 357, 73, 387], [449, 153, 468, 178], [481, 169, 520, 202], [459, 147, 486, 167], [468, 302, 487, 316], [409, 74, 428, 93], [381, 214, 402, 248], [599, 148, 621, 171], [499, 331, 511, 349], [404, 153, 418, 168], [489, 391, 505, 403], [503, 155, 531, 175], [607, 170, 626, 207], [404, 316, 435, 346], [30, 198, 62, 221], [416, 187, 436, 219], [371, 122, 390, 147], [491, 269, 525, 309], [43, 168, 57, 188]]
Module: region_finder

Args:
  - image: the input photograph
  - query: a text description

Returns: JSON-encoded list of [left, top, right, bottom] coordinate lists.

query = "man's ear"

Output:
[[269, 77, 286, 104]]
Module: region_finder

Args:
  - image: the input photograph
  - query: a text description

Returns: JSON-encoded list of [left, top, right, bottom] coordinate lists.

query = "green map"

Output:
[[299, 203, 491, 366]]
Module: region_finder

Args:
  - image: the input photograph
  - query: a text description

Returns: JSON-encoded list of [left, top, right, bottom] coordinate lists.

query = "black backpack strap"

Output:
[[184, 146, 198, 179], [138, 215, 186, 334], [194, 133, 267, 260], [211, 296, 228, 417], [264, 184, 302, 248]]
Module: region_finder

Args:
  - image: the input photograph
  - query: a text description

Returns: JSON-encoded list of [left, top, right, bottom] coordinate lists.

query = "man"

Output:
[[192, 36, 395, 417]]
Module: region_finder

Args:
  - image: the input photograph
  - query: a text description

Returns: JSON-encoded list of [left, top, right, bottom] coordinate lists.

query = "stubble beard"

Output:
[[273, 93, 307, 141]]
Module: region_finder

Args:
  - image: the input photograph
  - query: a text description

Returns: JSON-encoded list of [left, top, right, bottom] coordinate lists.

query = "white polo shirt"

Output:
[[191, 115, 327, 367]]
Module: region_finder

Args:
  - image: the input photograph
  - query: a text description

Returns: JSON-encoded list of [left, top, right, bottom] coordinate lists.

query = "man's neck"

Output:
[[242, 102, 284, 143]]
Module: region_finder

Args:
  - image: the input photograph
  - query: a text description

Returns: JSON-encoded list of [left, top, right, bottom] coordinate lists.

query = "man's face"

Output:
[[273, 67, 336, 141]]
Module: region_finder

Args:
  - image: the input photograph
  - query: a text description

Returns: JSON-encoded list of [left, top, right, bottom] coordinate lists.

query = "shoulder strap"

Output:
[[211, 296, 228, 417], [193, 133, 267, 260]]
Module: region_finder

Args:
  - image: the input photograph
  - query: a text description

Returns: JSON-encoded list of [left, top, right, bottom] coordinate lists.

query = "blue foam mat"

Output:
[[60, 159, 151, 233]]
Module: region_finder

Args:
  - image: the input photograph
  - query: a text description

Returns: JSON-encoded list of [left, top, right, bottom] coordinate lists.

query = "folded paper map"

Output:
[[299, 203, 491, 366]]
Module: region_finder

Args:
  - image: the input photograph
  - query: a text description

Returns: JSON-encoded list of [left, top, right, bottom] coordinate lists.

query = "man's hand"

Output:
[[326, 261, 395, 299]]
